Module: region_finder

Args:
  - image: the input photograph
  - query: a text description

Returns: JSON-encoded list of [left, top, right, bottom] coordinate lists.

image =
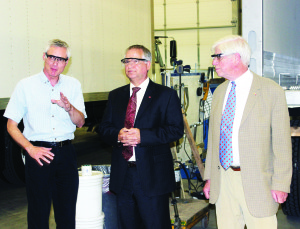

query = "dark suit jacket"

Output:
[[99, 79, 184, 197]]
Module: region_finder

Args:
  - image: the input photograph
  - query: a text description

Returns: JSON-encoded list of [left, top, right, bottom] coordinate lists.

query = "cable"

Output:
[[174, 160, 191, 193]]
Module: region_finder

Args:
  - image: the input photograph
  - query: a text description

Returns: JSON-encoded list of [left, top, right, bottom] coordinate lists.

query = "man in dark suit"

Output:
[[99, 45, 183, 229]]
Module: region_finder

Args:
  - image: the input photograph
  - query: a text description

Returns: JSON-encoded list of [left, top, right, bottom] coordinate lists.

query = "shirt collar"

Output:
[[130, 77, 149, 93], [231, 69, 252, 85], [39, 71, 62, 86]]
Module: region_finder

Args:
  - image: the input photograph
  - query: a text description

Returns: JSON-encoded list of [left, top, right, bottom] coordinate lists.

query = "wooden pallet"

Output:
[[170, 198, 210, 229]]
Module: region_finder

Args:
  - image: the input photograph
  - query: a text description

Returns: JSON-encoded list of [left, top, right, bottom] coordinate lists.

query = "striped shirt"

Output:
[[4, 71, 87, 141]]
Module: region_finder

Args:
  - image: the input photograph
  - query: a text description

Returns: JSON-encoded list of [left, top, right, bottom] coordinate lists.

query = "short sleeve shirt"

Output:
[[4, 71, 87, 141]]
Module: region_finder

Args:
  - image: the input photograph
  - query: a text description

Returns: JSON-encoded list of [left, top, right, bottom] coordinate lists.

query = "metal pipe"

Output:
[[196, 0, 200, 70], [150, 0, 156, 77], [155, 25, 236, 32], [164, 0, 167, 66]]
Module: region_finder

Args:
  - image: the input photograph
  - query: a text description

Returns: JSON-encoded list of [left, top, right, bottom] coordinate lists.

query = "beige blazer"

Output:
[[204, 72, 292, 218]]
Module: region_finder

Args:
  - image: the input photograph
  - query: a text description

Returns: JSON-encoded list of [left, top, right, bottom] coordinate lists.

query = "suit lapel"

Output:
[[240, 73, 261, 125], [120, 85, 131, 120], [215, 81, 229, 126], [135, 80, 155, 121]]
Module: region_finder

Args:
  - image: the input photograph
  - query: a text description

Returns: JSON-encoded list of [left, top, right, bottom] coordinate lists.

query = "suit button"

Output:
[[218, 166, 220, 170]]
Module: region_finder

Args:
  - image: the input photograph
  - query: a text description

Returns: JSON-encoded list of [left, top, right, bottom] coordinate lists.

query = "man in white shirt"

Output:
[[203, 35, 292, 229], [4, 39, 86, 229]]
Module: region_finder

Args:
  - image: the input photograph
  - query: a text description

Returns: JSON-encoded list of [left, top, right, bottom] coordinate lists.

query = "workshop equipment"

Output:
[[170, 198, 209, 229]]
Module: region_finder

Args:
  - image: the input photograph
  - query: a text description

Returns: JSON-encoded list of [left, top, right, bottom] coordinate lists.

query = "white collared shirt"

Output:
[[222, 69, 253, 166], [4, 71, 87, 141], [128, 77, 149, 161]]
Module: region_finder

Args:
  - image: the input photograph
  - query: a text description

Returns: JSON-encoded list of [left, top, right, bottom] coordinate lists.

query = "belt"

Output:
[[30, 140, 72, 148], [127, 161, 136, 167], [230, 166, 241, 171]]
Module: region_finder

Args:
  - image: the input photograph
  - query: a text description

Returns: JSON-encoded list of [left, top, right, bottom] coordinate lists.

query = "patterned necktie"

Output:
[[122, 87, 141, 161], [219, 81, 236, 170]]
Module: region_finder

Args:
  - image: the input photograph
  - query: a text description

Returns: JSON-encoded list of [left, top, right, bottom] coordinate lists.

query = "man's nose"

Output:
[[52, 59, 59, 65], [127, 61, 136, 66]]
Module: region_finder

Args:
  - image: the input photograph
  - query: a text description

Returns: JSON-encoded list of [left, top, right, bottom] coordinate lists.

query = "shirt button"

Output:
[[52, 115, 54, 117]]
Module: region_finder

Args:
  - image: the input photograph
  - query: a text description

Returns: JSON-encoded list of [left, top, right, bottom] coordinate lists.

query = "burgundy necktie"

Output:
[[122, 87, 141, 161]]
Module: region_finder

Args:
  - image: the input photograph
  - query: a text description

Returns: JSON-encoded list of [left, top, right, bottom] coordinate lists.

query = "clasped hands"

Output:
[[118, 128, 140, 146], [51, 92, 73, 112]]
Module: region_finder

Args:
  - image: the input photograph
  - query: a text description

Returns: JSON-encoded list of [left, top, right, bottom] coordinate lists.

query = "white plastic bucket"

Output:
[[76, 171, 104, 228], [76, 213, 105, 229]]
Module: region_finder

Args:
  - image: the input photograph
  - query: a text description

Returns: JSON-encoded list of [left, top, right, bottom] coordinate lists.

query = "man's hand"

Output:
[[51, 92, 85, 127], [51, 92, 73, 112], [271, 190, 288, 203], [118, 128, 128, 143], [26, 145, 54, 166], [203, 180, 211, 199], [118, 128, 140, 146], [7, 119, 55, 166]]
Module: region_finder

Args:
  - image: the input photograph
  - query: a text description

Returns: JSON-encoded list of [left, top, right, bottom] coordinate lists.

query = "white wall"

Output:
[[0, 0, 152, 98]]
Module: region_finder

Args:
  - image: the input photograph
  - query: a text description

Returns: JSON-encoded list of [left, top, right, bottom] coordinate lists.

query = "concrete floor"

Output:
[[0, 128, 300, 228], [1, 181, 300, 229], [0, 180, 215, 229]]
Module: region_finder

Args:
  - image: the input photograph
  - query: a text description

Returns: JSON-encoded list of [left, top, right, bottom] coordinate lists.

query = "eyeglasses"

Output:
[[121, 58, 148, 65], [211, 53, 235, 61], [45, 53, 68, 64]]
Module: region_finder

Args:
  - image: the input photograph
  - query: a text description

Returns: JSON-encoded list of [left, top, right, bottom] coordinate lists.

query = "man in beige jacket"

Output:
[[203, 35, 292, 229]]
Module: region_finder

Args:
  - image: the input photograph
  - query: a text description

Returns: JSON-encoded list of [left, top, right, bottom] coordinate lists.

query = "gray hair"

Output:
[[45, 39, 71, 58], [211, 35, 251, 67], [126, 45, 152, 62]]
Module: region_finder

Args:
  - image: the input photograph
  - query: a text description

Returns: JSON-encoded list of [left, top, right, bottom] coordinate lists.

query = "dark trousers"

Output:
[[25, 144, 79, 229], [116, 166, 171, 229]]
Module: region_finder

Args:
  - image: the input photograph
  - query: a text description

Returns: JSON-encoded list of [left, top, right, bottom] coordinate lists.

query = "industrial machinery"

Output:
[[155, 36, 210, 229]]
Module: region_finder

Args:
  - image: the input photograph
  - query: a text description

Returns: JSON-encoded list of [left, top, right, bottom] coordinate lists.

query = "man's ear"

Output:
[[146, 61, 151, 71], [233, 53, 241, 64], [43, 52, 46, 61]]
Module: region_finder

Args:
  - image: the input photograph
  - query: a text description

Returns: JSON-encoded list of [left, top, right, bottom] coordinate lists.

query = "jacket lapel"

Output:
[[120, 85, 131, 119], [215, 81, 229, 126], [135, 80, 155, 121], [240, 73, 261, 126]]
